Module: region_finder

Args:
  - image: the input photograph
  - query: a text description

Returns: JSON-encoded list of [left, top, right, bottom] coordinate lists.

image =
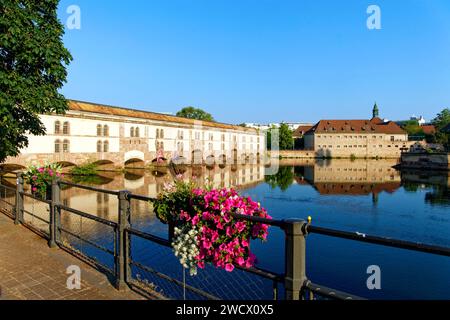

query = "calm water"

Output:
[[9, 159, 450, 299]]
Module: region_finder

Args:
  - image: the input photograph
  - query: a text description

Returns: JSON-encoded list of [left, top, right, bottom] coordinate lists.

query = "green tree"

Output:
[[176, 106, 215, 122], [0, 0, 72, 162], [265, 166, 294, 191], [401, 120, 425, 139], [266, 123, 294, 150], [431, 108, 450, 149], [431, 108, 450, 130], [279, 123, 294, 150]]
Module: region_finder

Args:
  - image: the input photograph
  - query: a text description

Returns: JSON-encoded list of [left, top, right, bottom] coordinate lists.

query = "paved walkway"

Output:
[[0, 213, 146, 300]]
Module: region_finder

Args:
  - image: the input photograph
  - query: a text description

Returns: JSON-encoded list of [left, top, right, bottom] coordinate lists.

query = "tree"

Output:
[[279, 123, 294, 150], [431, 108, 450, 131], [266, 123, 294, 150], [401, 120, 424, 139], [0, 0, 72, 162], [176, 106, 215, 122], [431, 108, 450, 149]]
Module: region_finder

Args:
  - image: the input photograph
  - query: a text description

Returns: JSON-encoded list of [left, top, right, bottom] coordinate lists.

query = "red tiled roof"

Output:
[[421, 125, 436, 135], [68, 100, 257, 132], [293, 125, 314, 137], [305, 118, 406, 135], [313, 182, 401, 195]]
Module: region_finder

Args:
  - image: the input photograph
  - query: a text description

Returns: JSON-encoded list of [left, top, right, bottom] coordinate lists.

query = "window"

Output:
[[104, 141, 109, 153], [130, 127, 135, 137], [63, 140, 70, 153], [54, 140, 61, 153], [135, 127, 140, 138], [391, 136, 395, 142], [178, 130, 184, 140], [222, 134, 225, 142], [97, 141, 102, 152], [63, 122, 70, 135], [103, 125, 109, 137], [156, 129, 160, 139], [97, 124, 102, 136], [160, 129, 164, 139], [54, 121, 61, 134]]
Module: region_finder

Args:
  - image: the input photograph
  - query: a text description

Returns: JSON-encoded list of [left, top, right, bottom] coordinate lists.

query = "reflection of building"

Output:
[[56, 165, 265, 224], [304, 105, 414, 158], [302, 159, 402, 202], [4, 100, 265, 169]]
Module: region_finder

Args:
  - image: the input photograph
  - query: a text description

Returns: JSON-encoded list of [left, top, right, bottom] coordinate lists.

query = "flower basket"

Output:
[[23, 163, 63, 200], [153, 180, 271, 276]]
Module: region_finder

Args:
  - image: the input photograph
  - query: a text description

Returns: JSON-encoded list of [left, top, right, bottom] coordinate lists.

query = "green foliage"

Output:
[[23, 163, 63, 198], [176, 106, 215, 122], [402, 120, 425, 137], [432, 108, 450, 131], [431, 108, 450, 149], [265, 166, 294, 191], [266, 123, 294, 150], [153, 180, 198, 224], [0, 0, 72, 162], [70, 162, 99, 176]]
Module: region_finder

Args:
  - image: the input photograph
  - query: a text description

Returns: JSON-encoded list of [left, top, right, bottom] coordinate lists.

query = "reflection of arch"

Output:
[[151, 167, 168, 177], [192, 149, 203, 165], [218, 154, 227, 169], [232, 149, 238, 164], [124, 170, 145, 181]]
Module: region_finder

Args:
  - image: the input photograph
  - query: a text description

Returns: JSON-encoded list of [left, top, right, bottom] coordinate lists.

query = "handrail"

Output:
[[58, 204, 118, 228], [59, 180, 120, 196], [306, 225, 450, 257]]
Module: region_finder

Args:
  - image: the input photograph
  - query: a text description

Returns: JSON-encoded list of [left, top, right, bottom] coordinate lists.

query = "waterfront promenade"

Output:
[[0, 213, 146, 300]]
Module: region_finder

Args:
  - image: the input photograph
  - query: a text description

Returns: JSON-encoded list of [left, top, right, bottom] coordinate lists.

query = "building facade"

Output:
[[304, 107, 414, 158], [3, 100, 265, 169]]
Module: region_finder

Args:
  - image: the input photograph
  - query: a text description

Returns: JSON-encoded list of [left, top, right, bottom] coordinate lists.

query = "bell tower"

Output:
[[372, 103, 379, 119]]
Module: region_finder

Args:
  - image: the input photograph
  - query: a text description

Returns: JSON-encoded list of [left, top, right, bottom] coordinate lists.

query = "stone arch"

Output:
[[232, 149, 238, 164], [56, 161, 77, 169], [92, 159, 115, 170], [124, 150, 145, 163], [192, 149, 203, 165], [218, 154, 227, 169], [0, 163, 25, 174], [205, 155, 215, 168], [125, 158, 146, 168]]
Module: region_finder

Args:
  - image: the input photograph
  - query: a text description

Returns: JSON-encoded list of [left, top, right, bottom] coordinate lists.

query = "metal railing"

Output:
[[1, 173, 450, 300]]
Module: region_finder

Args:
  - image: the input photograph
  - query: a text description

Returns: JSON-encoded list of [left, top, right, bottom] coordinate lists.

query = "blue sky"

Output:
[[58, 0, 450, 124]]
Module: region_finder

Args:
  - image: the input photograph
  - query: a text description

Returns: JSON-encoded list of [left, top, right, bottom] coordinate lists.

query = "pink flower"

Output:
[[241, 239, 249, 247], [197, 261, 205, 269], [225, 263, 235, 272], [202, 212, 211, 220], [191, 215, 200, 226], [32, 187, 37, 192], [32, 176, 37, 181], [38, 168, 44, 173], [235, 256, 245, 266]]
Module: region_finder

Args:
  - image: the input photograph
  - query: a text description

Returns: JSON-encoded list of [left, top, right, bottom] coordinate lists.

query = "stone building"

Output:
[[304, 105, 414, 158], [3, 100, 265, 169]]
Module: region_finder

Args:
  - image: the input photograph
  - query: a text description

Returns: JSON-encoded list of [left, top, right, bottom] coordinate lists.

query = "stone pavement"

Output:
[[0, 213, 147, 300]]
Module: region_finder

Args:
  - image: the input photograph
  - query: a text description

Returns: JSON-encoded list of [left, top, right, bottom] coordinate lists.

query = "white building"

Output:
[[4, 100, 266, 169]]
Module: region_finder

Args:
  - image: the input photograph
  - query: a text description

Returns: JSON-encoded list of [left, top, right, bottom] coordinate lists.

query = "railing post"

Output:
[[15, 173, 24, 225], [284, 219, 308, 300], [48, 179, 61, 248], [116, 190, 131, 291]]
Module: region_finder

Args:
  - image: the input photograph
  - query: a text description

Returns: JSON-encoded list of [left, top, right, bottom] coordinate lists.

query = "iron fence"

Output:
[[1, 173, 450, 300]]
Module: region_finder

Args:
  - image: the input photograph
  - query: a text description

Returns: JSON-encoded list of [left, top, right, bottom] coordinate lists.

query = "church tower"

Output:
[[372, 103, 379, 119]]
